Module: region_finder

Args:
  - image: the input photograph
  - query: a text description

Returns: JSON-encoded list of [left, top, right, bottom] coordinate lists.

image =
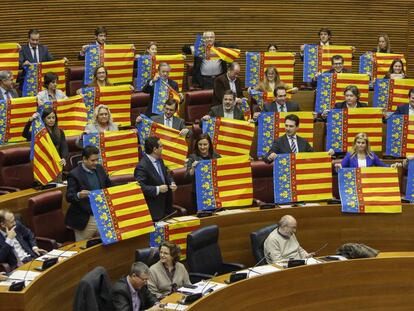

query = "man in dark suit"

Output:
[[112, 262, 161, 311], [134, 136, 177, 221], [202, 89, 245, 121], [263, 86, 300, 113], [65, 145, 112, 241], [312, 55, 351, 87], [78, 26, 107, 60], [0, 209, 47, 270], [19, 29, 54, 68], [213, 62, 244, 106], [182, 31, 230, 89], [142, 62, 182, 117], [394, 88, 414, 115], [321, 85, 367, 119], [0, 71, 19, 100], [264, 114, 313, 163]]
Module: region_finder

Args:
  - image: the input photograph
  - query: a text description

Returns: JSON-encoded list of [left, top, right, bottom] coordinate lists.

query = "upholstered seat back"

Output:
[[250, 224, 278, 264], [131, 92, 151, 125], [0, 147, 33, 190], [135, 247, 160, 267], [185, 90, 213, 124], [251, 161, 274, 203]]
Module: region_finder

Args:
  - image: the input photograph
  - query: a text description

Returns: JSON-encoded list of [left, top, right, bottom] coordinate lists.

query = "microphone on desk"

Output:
[[246, 255, 268, 279], [156, 210, 178, 223], [179, 272, 218, 305], [8, 257, 36, 292], [35, 243, 77, 271], [200, 272, 218, 295]]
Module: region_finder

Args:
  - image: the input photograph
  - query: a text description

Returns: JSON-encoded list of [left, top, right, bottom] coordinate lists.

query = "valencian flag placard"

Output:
[[194, 34, 240, 62], [245, 51, 295, 88], [82, 85, 131, 126], [303, 44, 353, 82], [150, 218, 200, 260], [54, 95, 88, 137], [240, 98, 252, 121], [385, 114, 414, 157], [257, 112, 314, 158], [136, 114, 187, 170], [151, 79, 180, 115], [202, 117, 255, 157], [315, 73, 370, 113], [273, 152, 332, 204], [326, 108, 383, 152], [84, 44, 135, 85], [373, 78, 414, 111], [406, 160, 414, 202], [195, 155, 253, 210], [30, 118, 62, 185], [22, 59, 66, 97], [0, 43, 19, 78], [89, 183, 155, 245], [248, 89, 274, 110], [83, 130, 139, 176], [359, 52, 406, 80], [0, 97, 37, 144], [135, 54, 185, 91], [338, 167, 401, 213]]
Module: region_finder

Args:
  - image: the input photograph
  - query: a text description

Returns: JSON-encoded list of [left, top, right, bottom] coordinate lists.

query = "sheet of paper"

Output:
[[306, 257, 323, 265], [164, 303, 187, 310], [0, 270, 41, 287], [35, 249, 78, 262], [171, 216, 199, 222], [237, 264, 281, 278], [177, 281, 226, 295], [215, 209, 250, 215]]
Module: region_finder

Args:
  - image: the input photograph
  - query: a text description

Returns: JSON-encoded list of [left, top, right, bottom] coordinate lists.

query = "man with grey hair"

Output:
[[142, 62, 182, 117], [0, 71, 19, 100], [112, 261, 163, 310], [263, 215, 313, 264]]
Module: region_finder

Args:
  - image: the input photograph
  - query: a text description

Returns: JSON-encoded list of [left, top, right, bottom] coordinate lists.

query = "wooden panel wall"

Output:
[[1, 0, 414, 86]]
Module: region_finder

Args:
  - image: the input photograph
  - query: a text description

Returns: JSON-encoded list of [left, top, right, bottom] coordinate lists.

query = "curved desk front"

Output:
[[1, 204, 414, 310]]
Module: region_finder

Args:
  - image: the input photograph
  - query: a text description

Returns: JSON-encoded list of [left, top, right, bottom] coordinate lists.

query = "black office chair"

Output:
[[250, 224, 278, 264], [73, 266, 114, 311], [134, 247, 160, 267], [186, 225, 245, 283]]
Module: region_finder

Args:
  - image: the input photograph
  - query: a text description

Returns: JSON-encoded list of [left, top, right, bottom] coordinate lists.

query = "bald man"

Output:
[[263, 215, 312, 264]]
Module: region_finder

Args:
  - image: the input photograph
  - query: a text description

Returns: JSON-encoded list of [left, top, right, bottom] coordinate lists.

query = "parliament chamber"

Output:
[[1, 0, 414, 310]]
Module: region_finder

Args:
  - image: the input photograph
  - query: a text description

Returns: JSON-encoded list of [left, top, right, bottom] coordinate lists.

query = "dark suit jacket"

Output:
[[151, 114, 192, 138], [263, 101, 300, 112], [142, 78, 179, 116], [0, 89, 19, 100], [264, 134, 313, 163], [395, 104, 410, 115], [213, 73, 243, 106], [65, 164, 112, 230], [208, 105, 244, 120], [134, 155, 174, 221], [334, 101, 368, 109], [0, 221, 38, 269], [19, 44, 54, 68], [112, 276, 158, 311]]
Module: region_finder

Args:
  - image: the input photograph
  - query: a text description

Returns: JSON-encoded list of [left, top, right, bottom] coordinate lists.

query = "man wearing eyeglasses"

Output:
[[112, 262, 164, 310]]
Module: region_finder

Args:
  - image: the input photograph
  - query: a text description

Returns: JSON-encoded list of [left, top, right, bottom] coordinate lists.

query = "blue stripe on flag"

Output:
[[195, 159, 216, 211], [303, 44, 318, 82], [152, 79, 168, 115], [135, 55, 152, 91], [84, 44, 100, 85], [386, 114, 405, 157], [326, 109, 344, 152], [373, 78, 390, 109], [257, 112, 275, 158], [245, 52, 261, 88], [406, 160, 414, 202], [0, 100, 7, 145], [273, 154, 292, 204], [338, 168, 360, 213], [315, 73, 333, 113]]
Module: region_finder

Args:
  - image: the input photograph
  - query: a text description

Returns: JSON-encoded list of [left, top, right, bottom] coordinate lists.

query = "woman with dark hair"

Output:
[[145, 41, 158, 56], [37, 72, 68, 106], [185, 133, 221, 208], [267, 43, 278, 52], [148, 241, 191, 299], [23, 107, 68, 168], [384, 59, 406, 80], [89, 65, 113, 88]]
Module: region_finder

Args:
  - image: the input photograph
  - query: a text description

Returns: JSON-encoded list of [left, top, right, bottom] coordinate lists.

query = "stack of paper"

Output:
[[0, 270, 41, 287]]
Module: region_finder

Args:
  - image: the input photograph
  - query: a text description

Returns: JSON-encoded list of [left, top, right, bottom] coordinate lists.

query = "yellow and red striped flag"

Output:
[[150, 218, 201, 260], [360, 52, 406, 80], [274, 152, 332, 203], [245, 51, 295, 88], [137, 114, 188, 170], [0, 96, 38, 144], [202, 117, 255, 157], [373, 78, 414, 111], [315, 73, 370, 113], [54, 95, 88, 137], [82, 85, 132, 127], [30, 118, 62, 185], [339, 167, 401, 213], [22, 59, 66, 96], [135, 54, 186, 91], [257, 112, 314, 158], [210, 46, 241, 63], [89, 182, 155, 245], [0, 43, 19, 78], [303, 45, 353, 82], [84, 43, 135, 85], [83, 130, 139, 176], [195, 155, 253, 210], [327, 108, 383, 152]]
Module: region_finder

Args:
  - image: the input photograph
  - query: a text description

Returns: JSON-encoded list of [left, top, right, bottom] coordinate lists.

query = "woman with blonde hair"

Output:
[[374, 34, 392, 53], [253, 66, 298, 95], [337, 133, 400, 168]]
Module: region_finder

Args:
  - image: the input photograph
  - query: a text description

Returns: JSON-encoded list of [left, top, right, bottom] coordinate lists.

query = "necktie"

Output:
[[5, 91, 11, 100], [32, 47, 38, 63], [166, 118, 172, 128], [290, 136, 297, 153], [280, 104, 286, 112], [155, 160, 166, 183]]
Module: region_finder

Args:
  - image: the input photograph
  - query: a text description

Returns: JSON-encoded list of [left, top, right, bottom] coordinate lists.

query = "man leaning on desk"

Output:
[[263, 215, 313, 264]]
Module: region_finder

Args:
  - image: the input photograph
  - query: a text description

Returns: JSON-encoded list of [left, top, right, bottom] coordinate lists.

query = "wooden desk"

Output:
[[187, 256, 414, 310], [1, 204, 414, 310]]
